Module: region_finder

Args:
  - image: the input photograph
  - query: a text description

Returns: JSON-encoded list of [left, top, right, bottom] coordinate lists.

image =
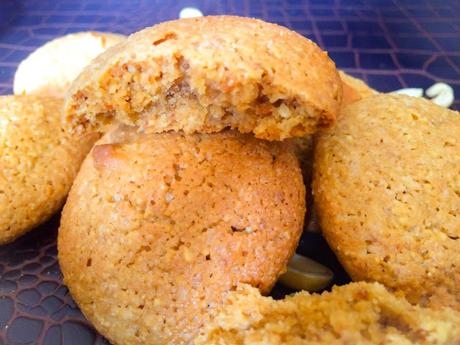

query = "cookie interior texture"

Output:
[[195, 282, 460, 345], [0, 95, 97, 244], [58, 128, 306, 345], [14, 32, 126, 98], [64, 16, 342, 140], [313, 94, 460, 310]]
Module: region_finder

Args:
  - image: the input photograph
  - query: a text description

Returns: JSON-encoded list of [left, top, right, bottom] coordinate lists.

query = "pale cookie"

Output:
[[14, 31, 126, 98], [0, 95, 97, 244], [58, 128, 306, 345], [314, 94, 460, 310], [196, 282, 460, 345], [63, 16, 342, 140]]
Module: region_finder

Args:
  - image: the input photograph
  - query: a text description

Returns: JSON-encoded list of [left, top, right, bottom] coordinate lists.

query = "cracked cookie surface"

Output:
[[58, 128, 305, 345], [64, 16, 342, 140], [196, 282, 460, 345]]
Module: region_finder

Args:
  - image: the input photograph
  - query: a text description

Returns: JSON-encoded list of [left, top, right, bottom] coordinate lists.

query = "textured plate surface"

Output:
[[1, 0, 460, 344]]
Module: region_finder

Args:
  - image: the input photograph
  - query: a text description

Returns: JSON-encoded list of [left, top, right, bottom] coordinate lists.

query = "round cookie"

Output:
[[313, 94, 460, 310], [14, 31, 126, 98], [58, 128, 306, 345], [197, 282, 460, 344], [0, 95, 97, 244], [63, 16, 342, 140]]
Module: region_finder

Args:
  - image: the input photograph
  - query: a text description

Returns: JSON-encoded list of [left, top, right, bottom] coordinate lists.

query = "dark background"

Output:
[[1, 0, 459, 344]]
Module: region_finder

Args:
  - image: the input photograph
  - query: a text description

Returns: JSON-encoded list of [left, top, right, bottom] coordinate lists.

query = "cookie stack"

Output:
[[56, 16, 460, 345], [57, 16, 342, 345], [3, 14, 459, 345]]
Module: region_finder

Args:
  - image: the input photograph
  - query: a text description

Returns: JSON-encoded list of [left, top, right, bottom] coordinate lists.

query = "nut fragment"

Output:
[[392, 83, 455, 108], [426, 82, 454, 108], [279, 253, 333, 292], [393, 88, 424, 98]]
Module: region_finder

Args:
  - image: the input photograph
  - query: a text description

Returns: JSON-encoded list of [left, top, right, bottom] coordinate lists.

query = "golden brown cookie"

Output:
[[292, 73, 375, 183], [0, 95, 97, 244], [58, 128, 306, 345], [339, 71, 377, 106], [196, 282, 460, 345], [63, 16, 342, 140], [313, 94, 460, 310], [14, 32, 126, 98]]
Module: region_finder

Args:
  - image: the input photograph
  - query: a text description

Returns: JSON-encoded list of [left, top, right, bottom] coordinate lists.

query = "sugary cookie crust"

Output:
[[314, 94, 460, 310], [58, 129, 306, 345], [0, 95, 97, 244], [339, 70, 377, 106], [64, 16, 342, 140]]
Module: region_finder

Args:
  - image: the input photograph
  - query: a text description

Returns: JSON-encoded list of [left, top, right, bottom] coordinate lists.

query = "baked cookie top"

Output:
[[58, 128, 305, 345], [339, 71, 377, 107], [196, 282, 460, 345], [63, 16, 342, 140], [0, 95, 97, 244], [313, 94, 460, 310], [14, 31, 126, 98]]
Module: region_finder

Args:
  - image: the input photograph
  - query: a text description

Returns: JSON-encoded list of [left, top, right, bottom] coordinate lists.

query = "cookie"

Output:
[[339, 71, 377, 106], [58, 128, 306, 345], [0, 95, 97, 244], [313, 94, 460, 310], [63, 16, 342, 140], [196, 282, 460, 344], [14, 31, 126, 98], [292, 73, 374, 181]]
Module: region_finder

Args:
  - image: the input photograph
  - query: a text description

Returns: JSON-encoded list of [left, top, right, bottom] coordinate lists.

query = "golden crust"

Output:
[[339, 71, 377, 99], [0, 95, 97, 244], [14, 32, 126, 98], [313, 94, 460, 310], [64, 16, 342, 140], [292, 74, 374, 181], [339, 71, 377, 107], [58, 128, 306, 345], [196, 282, 460, 345]]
